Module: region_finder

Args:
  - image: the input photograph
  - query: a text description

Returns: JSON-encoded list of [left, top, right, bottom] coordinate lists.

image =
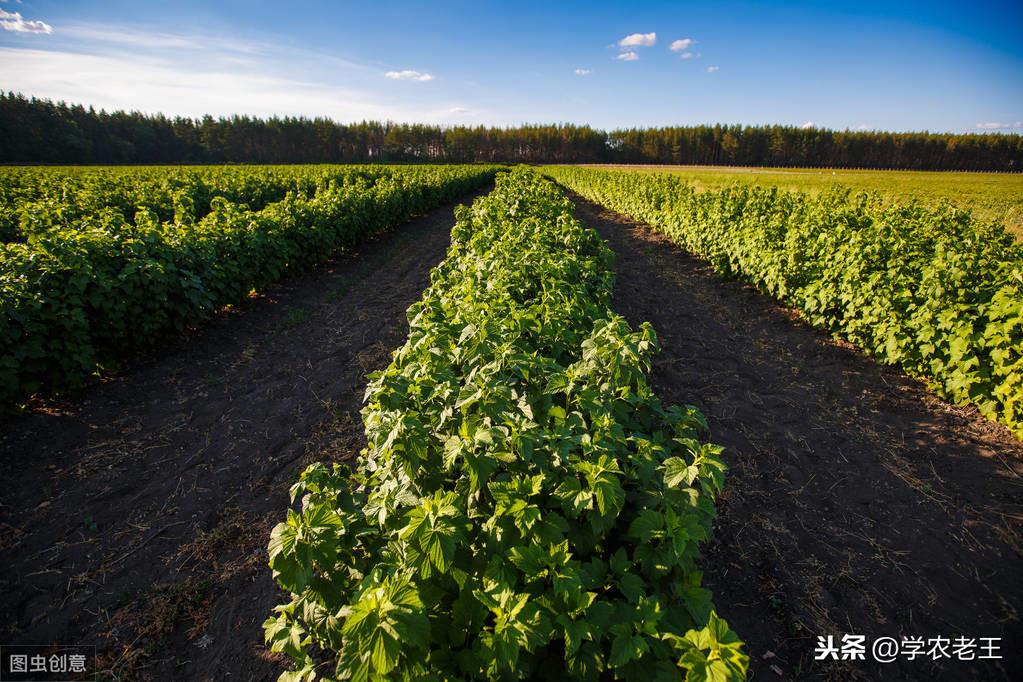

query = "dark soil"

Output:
[[2, 185, 1021, 682], [0, 188, 491, 681], [569, 194, 1023, 681]]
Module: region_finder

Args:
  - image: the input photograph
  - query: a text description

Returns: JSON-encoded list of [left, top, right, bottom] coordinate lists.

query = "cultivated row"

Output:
[[266, 168, 747, 680], [0, 165, 499, 406], [547, 166, 1023, 438]]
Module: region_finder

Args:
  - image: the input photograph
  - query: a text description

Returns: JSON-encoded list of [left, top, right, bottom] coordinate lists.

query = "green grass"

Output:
[[571, 165, 1023, 238]]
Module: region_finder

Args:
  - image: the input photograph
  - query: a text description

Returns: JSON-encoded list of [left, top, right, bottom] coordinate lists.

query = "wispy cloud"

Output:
[[384, 69, 433, 81], [670, 38, 694, 52], [618, 32, 656, 47], [0, 8, 52, 34], [59, 24, 258, 52], [449, 106, 467, 113], [574, 68, 592, 76], [61, 25, 199, 49], [616, 51, 639, 62], [976, 121, 1023, 130], [679, 52, 694, 60], [18, 23, 358, 73], [0, 22, 516, 124], [0, 45, 407, 121], [706, 65, 719, 73]]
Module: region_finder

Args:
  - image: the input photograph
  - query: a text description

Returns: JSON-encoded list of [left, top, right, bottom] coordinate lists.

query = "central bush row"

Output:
[[265, 168, 746, 681]]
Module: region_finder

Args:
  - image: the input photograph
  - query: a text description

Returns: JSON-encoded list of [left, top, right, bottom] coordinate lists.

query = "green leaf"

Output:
[[610, 632, 648, 667], [663, 457, 699, 488], [371, 630, 400, 674], [628, 509, 664, 541]]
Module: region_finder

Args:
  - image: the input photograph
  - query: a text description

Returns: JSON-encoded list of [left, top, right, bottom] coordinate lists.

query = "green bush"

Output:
[[265, 168, 746, 681], [0, 165, 498, 406], [547, 167, 1023, 439]]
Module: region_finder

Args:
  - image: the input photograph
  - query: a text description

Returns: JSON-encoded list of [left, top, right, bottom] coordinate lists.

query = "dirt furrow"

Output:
[[571, 193, 1023, 681]]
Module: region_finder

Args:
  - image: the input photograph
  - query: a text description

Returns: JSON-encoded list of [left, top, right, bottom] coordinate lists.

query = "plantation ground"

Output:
[[1, 185, 1021, 680], [575, 164, 1023, 238]]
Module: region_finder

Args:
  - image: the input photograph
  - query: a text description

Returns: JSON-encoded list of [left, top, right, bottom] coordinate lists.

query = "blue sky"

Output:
[[1, 0, 1021, 132]]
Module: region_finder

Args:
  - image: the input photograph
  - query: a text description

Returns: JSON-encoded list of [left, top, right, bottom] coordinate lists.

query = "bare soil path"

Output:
[[569, 194, 1023, 681], [0, 188, 491, 681]]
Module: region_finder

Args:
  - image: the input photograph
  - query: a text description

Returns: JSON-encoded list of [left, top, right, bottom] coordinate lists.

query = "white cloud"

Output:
[[0, 8, 52, 34], [59, 25, 256, 52], [62, 26, 198, 49], [619, 32, 656, 47], [616, 51, 639, 62], [0, 22, 521, 126], [976, 121, 1023, 130], [679, 52, 694, 60], [574, 68, 592, 76], [0, 46, 404, 120], [706, 65, 719, 72], [670, 38, 694, 52], [449, 106, 467, 113], [801, 121, 815, 129], [384, 69, 433, 81], [59, 23, 365, 73], [0, 24, 523, 124]]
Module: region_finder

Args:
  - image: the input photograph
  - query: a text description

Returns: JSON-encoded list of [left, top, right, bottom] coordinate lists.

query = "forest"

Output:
[[2, 91, 1021, 170]]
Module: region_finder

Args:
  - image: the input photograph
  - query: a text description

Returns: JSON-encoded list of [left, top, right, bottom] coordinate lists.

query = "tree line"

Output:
[[2, 91, 1020, 170]]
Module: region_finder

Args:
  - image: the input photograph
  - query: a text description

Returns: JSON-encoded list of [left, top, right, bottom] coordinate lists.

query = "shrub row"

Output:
[[1, 165, 409, 243], [546, 167, 1023, 439], [265, 168, 747, 681], [0, 165, 498, 406]]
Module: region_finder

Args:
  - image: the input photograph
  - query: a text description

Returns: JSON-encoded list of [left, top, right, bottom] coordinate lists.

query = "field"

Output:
[[1, 164, 1021, 681], [575, 164, 1023, 238]]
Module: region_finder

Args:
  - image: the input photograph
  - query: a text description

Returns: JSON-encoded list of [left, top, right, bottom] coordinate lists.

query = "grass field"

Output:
[[575, 165, 1023, 238]]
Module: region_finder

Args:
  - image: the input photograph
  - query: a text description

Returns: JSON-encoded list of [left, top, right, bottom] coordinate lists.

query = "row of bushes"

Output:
[[265, 168, 747, 680], [0, 165, 498, 406], [547, 167, 1023, 438], [0, 165, 404, 243]]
